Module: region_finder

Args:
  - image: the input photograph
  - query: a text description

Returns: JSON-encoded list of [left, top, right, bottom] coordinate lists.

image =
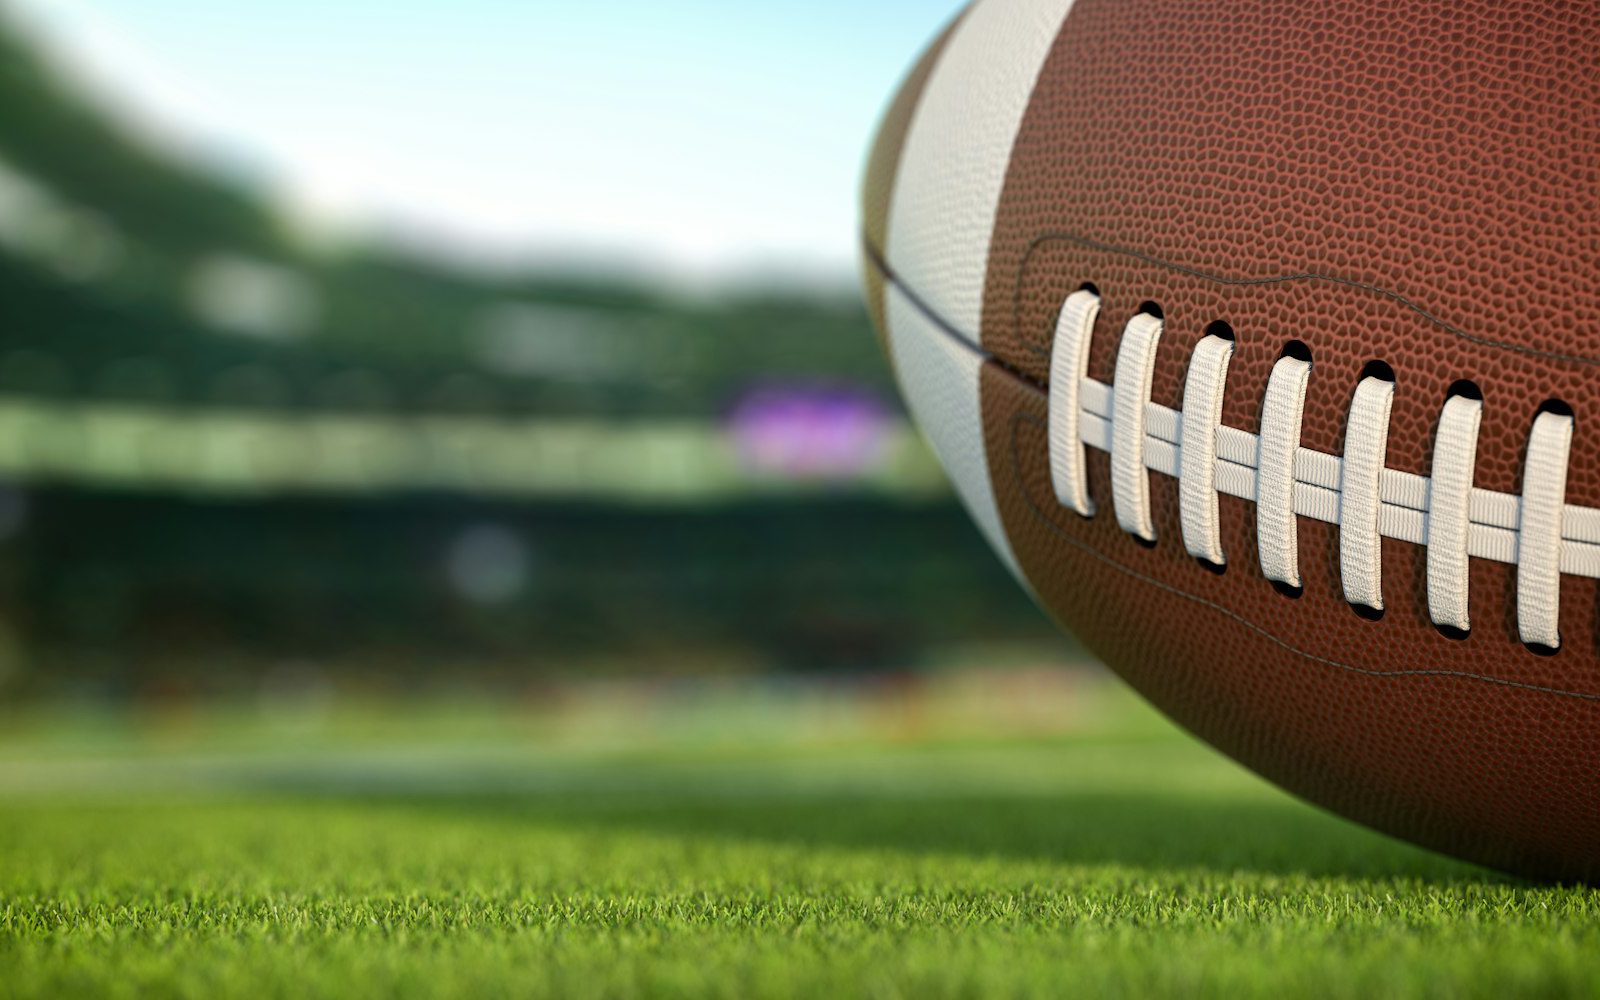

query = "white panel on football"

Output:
[[886, 0, 1077, 343], [884, 283, 1022, 582]]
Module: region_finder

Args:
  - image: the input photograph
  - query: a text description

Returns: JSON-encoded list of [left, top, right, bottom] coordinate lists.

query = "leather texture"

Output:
[[867, 0, 1600, 880]]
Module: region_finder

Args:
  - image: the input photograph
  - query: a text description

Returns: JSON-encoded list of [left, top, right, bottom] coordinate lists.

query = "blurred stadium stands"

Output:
[[0, 10, 1061, 700]]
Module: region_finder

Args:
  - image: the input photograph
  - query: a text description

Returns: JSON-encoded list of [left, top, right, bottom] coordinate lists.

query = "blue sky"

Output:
[[16, 0, 963, 284]]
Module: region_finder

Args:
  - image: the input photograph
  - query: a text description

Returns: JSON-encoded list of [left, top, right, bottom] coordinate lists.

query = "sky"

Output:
[[13, 0, 963, 285]]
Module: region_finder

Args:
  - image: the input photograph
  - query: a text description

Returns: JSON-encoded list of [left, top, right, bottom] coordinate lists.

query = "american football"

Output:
[[862, 0, 1600, 881]]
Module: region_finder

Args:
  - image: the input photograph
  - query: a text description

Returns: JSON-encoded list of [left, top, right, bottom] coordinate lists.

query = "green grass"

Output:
[[1, 684, 1597, 998]]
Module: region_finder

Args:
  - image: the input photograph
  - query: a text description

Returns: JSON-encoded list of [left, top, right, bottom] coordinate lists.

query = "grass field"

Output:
[[1, 675, 1597, 998]]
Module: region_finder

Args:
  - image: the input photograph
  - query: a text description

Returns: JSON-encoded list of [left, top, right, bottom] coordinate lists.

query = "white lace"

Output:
[[1047, 288, 1590, 649]]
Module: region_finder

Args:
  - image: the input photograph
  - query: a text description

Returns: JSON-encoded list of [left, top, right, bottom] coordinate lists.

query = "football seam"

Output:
[[860, 235, 986, 358], [1009, 230, 1600, 368]]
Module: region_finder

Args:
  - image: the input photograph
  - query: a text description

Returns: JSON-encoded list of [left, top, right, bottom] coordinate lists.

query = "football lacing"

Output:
[[1046, 287, 1585, 652]]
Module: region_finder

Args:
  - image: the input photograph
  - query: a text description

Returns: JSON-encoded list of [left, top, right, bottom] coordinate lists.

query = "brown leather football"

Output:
[[861, 0, 1600, 881]]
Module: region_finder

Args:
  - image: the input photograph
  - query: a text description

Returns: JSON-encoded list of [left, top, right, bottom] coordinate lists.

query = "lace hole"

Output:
[[1079, 280, 1101, 297], [1359, 360, 1395, 383], [1348, 602, 1385, 622], [1132, 534, 1157, 550], [1270, 579, 1304, 600], [1196, 557, 1226, 576], [1280, 340, 1313, 364], [1137, 300, 1164, 320], [1203, 319, 1235, 342], [1434, 623, 1470, 641], [1524, 640, 1561, 657], [1445, 379, 1483, 402]]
